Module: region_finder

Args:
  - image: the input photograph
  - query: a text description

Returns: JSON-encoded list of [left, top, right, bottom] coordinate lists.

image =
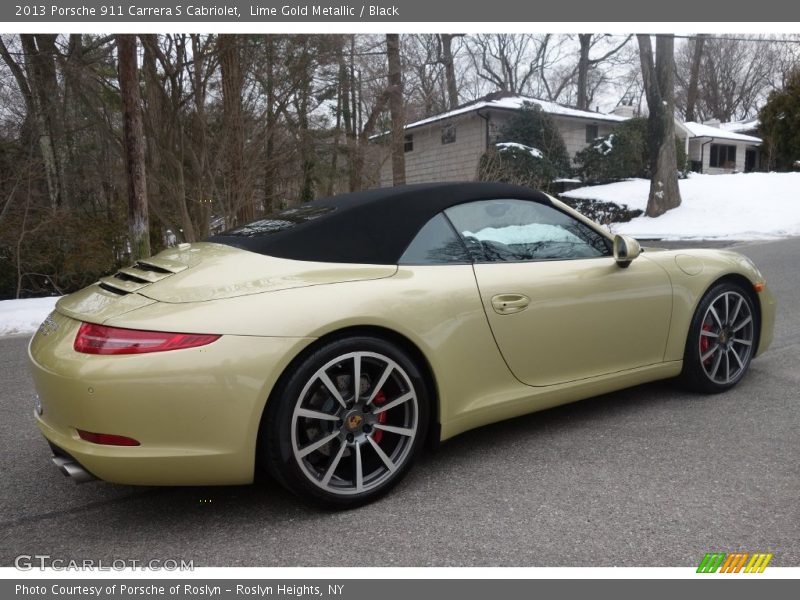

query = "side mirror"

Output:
[[613, 234, 641, 268]]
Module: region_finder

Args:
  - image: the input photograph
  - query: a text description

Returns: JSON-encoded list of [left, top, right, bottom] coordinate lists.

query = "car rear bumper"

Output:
[[29, 310, 313, 486]]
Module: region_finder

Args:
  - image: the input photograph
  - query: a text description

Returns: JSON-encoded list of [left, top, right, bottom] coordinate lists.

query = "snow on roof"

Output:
[[719, 118, 760, 134], [402, 94, 629, 131], [683, 121, 762, 144]]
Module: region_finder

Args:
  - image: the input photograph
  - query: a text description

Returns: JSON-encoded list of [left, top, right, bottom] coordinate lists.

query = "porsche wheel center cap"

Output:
[[344, 412, 364, 431]]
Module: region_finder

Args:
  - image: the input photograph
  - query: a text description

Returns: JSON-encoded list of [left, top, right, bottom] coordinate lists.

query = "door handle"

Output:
[[491, 293, 530, 315]]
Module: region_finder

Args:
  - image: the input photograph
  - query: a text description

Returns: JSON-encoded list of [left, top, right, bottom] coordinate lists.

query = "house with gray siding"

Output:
[[376, 92, 630, 187]]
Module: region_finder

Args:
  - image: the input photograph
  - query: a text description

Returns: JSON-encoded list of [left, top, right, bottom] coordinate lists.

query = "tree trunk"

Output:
[[637, 34, 682, 218], [386, 34, 406, 186], [263, 36, 278, 213], [8, 35, 63, 211], [439, 34, 460, 110], [685, 34, 706, 122], [576, 34, 592, 110], [219, 34, 252, 224], [117, 34, 150, 260]]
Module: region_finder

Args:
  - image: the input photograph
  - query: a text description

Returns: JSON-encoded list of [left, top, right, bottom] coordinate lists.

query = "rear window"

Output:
[[223, 205, 336, 237]]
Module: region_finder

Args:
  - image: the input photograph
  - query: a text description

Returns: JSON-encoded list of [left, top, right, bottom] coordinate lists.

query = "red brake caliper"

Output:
[[700, 323, 713, 362], [372, 390, 388, 444]]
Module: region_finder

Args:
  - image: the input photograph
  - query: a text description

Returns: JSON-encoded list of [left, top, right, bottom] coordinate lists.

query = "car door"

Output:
[[444, 199, 673, 387]]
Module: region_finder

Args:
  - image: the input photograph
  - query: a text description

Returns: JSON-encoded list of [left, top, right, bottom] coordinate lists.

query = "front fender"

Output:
[[644, 249, 774, 360]]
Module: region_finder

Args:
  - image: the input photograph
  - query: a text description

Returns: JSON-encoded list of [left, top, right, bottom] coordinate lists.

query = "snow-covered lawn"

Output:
[[563, 172, 800, 240], [0, 296, 60, 337]]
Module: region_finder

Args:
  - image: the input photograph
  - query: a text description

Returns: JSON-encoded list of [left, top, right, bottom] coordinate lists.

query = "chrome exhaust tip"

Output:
[[51, 456, 96, 484]]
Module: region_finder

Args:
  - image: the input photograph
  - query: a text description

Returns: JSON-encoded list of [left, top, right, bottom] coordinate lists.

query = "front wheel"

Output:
[[681, 282, 757, 394], [262, 336, 429, 508]]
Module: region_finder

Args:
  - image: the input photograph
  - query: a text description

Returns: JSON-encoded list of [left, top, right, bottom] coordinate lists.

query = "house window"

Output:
[[441, 124, 456, 145], [404, 134, 413, 153], [709, 144, 737, 169], [585, 124, 599, 142]]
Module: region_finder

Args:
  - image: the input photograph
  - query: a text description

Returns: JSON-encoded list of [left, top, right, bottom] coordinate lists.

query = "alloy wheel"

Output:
[[290, 351, 419, 496], [698, 291, 755, 385]]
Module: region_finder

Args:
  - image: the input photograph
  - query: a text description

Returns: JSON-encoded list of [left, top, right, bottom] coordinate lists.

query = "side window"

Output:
[[399, 213, 471, 265], [444, 199, 610, 262]]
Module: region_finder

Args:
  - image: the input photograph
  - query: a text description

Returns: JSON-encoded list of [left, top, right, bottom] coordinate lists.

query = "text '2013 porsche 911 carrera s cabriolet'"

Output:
[[29, 182, 775, 507]]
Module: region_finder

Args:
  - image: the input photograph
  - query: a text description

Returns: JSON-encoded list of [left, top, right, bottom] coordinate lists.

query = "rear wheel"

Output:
[[681, 282, 757, 393], [262, 336, 429, 508]]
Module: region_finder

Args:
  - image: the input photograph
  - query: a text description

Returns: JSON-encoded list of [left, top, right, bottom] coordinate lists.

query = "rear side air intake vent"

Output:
[[98, 257, 188, 296]]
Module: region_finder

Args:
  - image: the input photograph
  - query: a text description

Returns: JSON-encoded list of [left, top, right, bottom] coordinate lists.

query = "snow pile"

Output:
[[0, 296, 60, 336], [495, 142, 543, 158], [563, 172, 800, 240]]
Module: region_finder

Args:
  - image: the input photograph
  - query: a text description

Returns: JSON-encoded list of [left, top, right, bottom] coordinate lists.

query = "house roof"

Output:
[[401, 93, 629, 132], [683, 121, 762, 144]]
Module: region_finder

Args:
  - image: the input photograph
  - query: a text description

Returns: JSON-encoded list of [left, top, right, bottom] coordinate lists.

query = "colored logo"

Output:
[[346, 414, 363, 430], [697, 552, 773, 573]]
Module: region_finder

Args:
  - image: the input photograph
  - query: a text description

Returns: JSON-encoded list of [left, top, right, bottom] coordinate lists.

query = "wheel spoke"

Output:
[[366, 364, 393, 406], [296, 407, 340, 422], [353, 354, 362, 402], [709, 350, 724, 380], [298, 430, 340, 458], [374, 423, 415, 437], [724, 293, 730, 323], [733, 338, 752, 346], [319, 371, 347, 409], [367, 436, 397, 473], [730, 296, 744, 325], [700, 330, 719, 338], [354, 442, 363, 492], [724, 352, 731, 383], [708, 305, 724, 329], [701, 344, 720, 362], [733, 315, 752, 332], [730, 347, 744, 370], [372, 391, 414, 415], [321, 440, 347, 486]]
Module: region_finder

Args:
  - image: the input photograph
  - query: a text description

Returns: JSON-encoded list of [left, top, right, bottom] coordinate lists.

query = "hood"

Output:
[[56, 243, 397, 323]]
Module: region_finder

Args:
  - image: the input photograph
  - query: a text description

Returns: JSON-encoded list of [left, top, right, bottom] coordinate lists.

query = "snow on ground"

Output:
[[563, 172, 800, 240], [0, 296, 60, 336]]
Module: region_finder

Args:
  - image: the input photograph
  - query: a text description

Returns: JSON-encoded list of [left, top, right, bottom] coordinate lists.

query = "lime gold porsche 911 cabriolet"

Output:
[[29, 182, 775, 507]]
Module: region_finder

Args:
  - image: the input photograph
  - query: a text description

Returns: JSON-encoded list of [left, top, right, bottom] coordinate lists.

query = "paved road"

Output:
[[1, 239, 798, 567]]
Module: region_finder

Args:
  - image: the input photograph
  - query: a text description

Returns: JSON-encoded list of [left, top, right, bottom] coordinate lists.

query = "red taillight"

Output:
[[74, 323, 220, 355], [77, 429, 140, 446]]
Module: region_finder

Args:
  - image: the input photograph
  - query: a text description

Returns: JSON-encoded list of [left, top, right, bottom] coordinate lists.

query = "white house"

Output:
[[677, 120, 762, 174], [376, 92, 629, 187]]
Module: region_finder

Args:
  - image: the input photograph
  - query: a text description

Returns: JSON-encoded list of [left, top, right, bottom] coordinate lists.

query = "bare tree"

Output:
[[637, 34, 682, 217], [117, 34, 150, 260], [219, 34, 253, 224], [386, 34, 405, 186], [575, 34, 632, 110], [684, 34, 706, 121], [438, 34, 463, 109], [466, 34, 545, 94]]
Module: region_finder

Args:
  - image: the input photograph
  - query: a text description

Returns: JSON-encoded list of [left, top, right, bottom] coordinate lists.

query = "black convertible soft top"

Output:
[[208, 182, 551, 264]]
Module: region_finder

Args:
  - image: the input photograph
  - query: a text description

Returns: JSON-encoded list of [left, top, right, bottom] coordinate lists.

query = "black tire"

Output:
[[261, 335, 430, 509], [680, 281, 758, 394]]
